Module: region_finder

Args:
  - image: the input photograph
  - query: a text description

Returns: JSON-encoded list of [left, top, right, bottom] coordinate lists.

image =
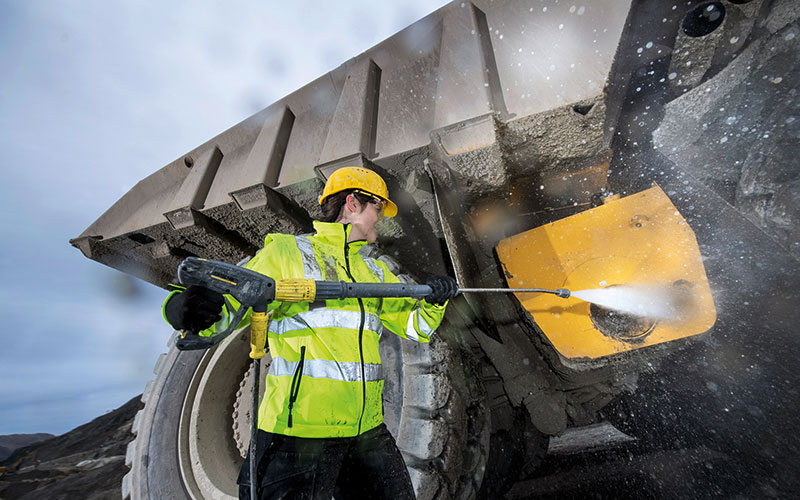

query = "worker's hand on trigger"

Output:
[[425, 275, 458, 305], [165, 285, 225, 333]]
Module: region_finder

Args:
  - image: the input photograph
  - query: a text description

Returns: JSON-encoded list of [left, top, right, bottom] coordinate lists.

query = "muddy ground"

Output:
[[506, 423, 798, 500]]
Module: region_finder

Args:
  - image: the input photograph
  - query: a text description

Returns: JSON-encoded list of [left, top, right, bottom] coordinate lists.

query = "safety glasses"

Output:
[[353, 190, 386, 212], [368, 197, 386, 212]]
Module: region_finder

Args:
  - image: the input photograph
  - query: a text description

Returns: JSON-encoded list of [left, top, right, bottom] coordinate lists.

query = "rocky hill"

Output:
[[0, 435, 54, 463], [0, 395, 142, 500]]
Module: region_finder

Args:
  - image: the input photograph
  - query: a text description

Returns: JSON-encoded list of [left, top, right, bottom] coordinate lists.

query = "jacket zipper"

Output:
[[287, 345, 306, 428], [343, 224, 367, 435]]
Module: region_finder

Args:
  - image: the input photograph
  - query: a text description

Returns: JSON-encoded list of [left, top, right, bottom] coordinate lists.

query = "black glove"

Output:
[[425, 275, 458, 305], [164, 285, 224, 333]]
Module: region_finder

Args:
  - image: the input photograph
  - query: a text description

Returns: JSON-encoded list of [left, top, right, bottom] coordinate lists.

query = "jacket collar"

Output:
[[312, 220, 368, 252]]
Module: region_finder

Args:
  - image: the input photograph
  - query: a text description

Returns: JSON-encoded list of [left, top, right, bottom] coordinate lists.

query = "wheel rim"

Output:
[[177, 328, 269, 499]]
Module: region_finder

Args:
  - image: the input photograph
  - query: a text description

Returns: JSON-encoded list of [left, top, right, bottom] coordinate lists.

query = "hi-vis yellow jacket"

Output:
[[166, 221, 447, 438]]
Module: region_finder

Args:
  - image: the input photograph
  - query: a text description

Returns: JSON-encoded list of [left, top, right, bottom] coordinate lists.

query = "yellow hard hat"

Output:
[[319, 166, 398, 217]]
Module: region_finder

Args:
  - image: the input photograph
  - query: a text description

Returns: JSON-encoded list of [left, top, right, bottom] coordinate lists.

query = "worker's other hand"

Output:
[[425, 275, 458, 305], [165, 285, 224, 333]]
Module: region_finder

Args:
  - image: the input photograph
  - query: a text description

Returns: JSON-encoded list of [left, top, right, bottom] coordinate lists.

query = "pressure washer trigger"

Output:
[[175, 331, 214, 350]]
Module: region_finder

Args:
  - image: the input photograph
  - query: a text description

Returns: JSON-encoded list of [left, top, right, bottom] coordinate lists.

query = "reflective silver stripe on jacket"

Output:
[[362, 257, 385, 282], [294, 235, 323, 280], [406, 309, 435, 341], [269, 308, 382, 335], [270, 356, 384, 382]]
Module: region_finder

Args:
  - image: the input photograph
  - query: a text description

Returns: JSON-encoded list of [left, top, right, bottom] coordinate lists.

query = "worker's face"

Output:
[[345, 193, 384, 243]]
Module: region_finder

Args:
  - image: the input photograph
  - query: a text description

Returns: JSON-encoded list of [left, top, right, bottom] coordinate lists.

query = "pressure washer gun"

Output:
[[174, 256, 571, 351]]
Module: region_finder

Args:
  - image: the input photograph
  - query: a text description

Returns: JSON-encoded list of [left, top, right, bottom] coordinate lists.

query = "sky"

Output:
[[0, 0, 449, 436]]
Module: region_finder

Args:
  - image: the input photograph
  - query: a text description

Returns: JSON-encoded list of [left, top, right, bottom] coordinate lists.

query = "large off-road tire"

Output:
[[123, 320, 492, 500]]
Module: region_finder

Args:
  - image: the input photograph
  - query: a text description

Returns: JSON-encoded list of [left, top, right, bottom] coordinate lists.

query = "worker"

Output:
[[163, 166, 458, 500]]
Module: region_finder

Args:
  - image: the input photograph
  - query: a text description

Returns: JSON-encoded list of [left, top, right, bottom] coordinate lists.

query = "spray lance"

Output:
[[173, 256, 570, 499]]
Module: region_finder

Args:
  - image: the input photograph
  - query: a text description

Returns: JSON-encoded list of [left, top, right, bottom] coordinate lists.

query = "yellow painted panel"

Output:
[[496, 184, 716, 359]]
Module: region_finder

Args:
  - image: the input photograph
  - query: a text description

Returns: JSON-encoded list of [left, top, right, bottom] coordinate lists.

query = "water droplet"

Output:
[[729, 36, 740, 44], [772, 77, 783, 84], [646, 41, 653, 49], [668, 72, 678, 80], [559, 24, 564, 30]]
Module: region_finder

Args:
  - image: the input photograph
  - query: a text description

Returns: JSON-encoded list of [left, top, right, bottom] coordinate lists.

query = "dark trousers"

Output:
[[237, 424, 415, 500]]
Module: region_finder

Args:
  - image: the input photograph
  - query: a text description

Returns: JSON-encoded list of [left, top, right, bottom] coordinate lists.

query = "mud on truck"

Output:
[[72, 1, 800, 498]]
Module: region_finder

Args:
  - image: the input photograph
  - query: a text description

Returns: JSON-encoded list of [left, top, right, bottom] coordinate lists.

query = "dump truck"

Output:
[[71, 1, 800, 498]]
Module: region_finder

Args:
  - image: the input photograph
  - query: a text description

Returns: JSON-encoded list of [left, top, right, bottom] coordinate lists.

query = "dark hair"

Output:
[[319, 189, 374, 222]]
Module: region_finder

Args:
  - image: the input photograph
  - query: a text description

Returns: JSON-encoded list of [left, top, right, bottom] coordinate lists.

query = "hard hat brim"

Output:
[[383, 199, 398, 217]]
